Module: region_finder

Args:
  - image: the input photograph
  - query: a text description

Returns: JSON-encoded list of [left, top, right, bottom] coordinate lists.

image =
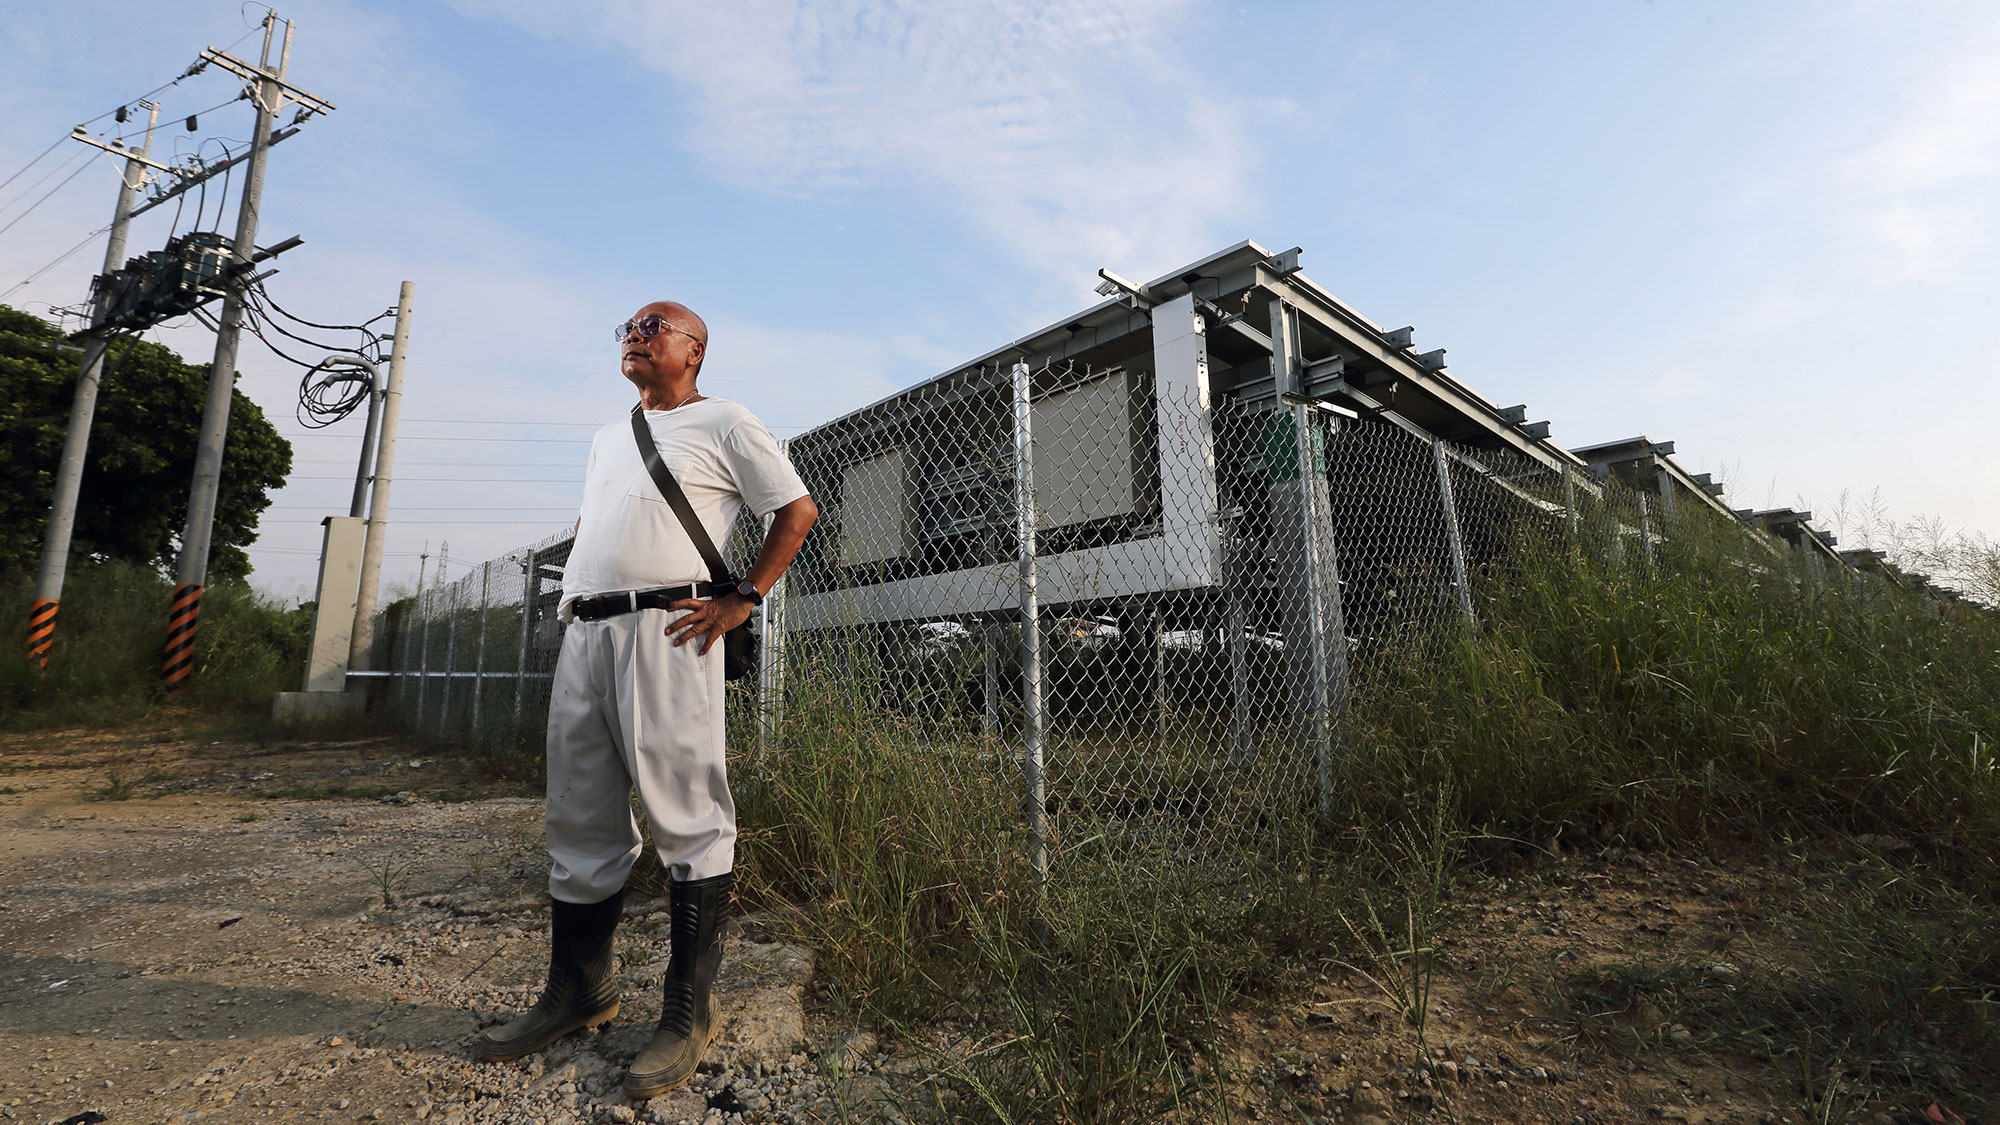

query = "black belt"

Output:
[[570, 584, 727, 621]]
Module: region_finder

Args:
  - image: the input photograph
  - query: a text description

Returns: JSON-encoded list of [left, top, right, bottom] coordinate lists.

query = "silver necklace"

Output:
[[668, 389, 701, 411]]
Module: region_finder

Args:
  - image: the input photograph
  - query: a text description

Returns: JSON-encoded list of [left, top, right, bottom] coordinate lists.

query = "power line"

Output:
[[0, 22, 280, 221], [0, 135, 70, 200], [0, 222, 114, 303], [0, 150, 100, 241], [0, 143, 93, 215], [255, 280, 394, 333]]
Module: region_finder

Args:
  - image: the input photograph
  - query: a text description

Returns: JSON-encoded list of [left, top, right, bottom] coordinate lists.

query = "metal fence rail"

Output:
[[361, 382, 1836, 869]]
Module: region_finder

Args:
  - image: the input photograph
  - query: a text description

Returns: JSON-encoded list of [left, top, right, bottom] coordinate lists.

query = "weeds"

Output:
[[361, 856, 413, 910], [88, 769, 138, 801], [1333, 787, 1456, 1054]]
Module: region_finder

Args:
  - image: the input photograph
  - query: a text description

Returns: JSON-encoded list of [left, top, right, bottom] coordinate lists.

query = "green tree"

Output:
[[0, 305, 291, 583]]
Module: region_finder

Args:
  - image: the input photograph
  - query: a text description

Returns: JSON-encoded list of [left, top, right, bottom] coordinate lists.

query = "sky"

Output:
[[2, 0, 1996, 601]]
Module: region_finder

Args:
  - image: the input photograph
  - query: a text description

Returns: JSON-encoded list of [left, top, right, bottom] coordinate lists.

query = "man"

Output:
[[475, 300, 818, 1099]]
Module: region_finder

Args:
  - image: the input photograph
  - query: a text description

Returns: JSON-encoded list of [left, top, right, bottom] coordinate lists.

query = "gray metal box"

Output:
[[839, 449, 909, 565], [1031, 372, 1134, 529]]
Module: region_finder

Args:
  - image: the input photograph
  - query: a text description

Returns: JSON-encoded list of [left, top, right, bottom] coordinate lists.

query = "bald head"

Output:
[[636, 300, 707, 372], [620, 299, 710, 406]]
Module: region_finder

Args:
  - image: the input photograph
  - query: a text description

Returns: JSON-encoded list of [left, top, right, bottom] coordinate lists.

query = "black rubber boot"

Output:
[[475, 890, 624, 1062], [623, 872, 731, 1098]]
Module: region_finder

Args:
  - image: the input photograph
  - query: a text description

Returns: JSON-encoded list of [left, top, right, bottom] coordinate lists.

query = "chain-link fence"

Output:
[[358, 372, 1838, 873]]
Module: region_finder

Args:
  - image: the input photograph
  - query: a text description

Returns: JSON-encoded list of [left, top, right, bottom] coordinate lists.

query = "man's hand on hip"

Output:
[[665, 594, 753, 655]]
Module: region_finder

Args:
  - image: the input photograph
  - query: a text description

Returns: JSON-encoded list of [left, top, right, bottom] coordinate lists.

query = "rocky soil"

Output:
[[0, 731, 929, 1125]]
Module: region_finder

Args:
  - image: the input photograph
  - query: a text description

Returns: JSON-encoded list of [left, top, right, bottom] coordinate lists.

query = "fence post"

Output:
[[1227, 594, 1252, 766], [395, 592, 412, 708], [1150, 604, 1168, 742], [1267, 300, 1352, 824], [1012, 358, 1048, 887], [415, 577, 433, 723], [1431, 436, 1476, 626], [1637, 492, 1655, 575], [1562, 464, 1580, 544], [440, 576, 461, 736], [471, 560, 492, 738], [513, 548, 537, 733], [757, 566, 787, 759]]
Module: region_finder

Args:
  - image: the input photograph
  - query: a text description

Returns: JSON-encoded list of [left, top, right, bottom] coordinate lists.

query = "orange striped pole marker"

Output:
[[161, 584, 202, 689], [27, 600, 58, 671]]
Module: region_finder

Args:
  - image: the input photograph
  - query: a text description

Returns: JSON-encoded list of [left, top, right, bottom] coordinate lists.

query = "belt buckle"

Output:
[[627, 590, 640, 614]]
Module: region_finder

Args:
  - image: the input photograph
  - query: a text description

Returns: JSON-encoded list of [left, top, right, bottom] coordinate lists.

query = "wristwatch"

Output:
[[732, 579, 764, 606]]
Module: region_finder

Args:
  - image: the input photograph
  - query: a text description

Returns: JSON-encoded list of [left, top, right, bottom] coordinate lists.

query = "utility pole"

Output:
[[347, 280, 414, 672], [162, 11, 332, 689], [26, 102, 163, 670]]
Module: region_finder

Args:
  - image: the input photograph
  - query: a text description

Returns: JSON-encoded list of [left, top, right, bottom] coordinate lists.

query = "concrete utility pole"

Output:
[[347, 280, 414, 672], [26, 102, 161, 671], [163, 12, 329, 688]]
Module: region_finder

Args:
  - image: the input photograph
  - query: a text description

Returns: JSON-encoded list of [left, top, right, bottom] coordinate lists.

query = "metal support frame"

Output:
[[1431, 436, 1476, 625], [1012, 359, 1047, 886]]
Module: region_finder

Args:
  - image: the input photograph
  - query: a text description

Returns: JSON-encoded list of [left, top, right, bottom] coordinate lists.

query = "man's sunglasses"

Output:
[[613, 315, 697, 344]]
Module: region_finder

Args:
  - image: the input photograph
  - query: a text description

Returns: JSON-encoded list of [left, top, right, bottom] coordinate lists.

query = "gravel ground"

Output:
[[0, 748, 931, 1125]]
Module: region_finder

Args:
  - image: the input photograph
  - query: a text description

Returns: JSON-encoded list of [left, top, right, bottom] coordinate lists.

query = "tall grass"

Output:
[[0, 559, 309, 727], [1344, 512, 2000, 884], [732, 639, 1427, 1123], [722, 507, 2000, 1120]]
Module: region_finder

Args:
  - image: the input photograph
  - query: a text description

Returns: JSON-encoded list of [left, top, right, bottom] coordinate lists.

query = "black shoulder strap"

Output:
[[630, 404, 733, 586]]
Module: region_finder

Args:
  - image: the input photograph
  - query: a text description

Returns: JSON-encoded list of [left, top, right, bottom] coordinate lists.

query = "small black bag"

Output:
[[629, 405, 757, 681]]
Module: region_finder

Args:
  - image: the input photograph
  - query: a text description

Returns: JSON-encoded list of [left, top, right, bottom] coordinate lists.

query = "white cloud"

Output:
[[456, 0, 1258, 292], [1825, 14, 2000, 278]]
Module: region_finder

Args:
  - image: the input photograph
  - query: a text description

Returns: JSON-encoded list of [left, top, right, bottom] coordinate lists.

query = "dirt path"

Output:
[[0, 730, 909, 1125]]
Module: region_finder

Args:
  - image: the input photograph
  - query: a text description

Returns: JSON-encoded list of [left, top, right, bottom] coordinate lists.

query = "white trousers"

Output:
[[544, 609, 734, 903]]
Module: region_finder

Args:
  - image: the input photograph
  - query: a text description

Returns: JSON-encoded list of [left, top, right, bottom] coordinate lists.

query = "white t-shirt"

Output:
[[559, 398, 808, 619]]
